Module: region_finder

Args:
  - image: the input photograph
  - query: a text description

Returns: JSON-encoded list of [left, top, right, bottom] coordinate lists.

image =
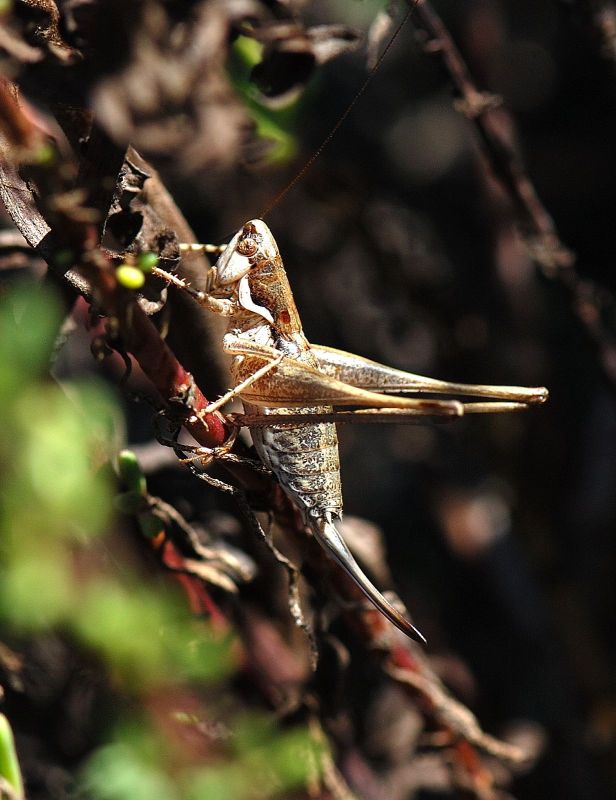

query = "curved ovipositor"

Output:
[[311, 514, 426, 643]]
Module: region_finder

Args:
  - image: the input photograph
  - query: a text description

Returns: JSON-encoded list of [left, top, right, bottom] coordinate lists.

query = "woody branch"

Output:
[[407, 0, 616, 386]]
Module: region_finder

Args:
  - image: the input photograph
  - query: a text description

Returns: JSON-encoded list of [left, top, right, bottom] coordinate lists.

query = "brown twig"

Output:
[[126, 147, 230, 401], [407, 1, 572, 270], [0, 81, 229, 451], [406, 0, 616, 385]]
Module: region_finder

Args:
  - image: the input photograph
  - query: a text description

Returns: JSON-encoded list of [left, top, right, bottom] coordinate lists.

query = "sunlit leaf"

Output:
[[81, 741, 179, 800], [0, 284, 63, 400], [0, 541, 74, 631], [73, 581, 235, 689], [0, 713, 24, 799]]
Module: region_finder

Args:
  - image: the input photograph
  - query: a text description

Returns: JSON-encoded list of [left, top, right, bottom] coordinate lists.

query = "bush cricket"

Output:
[[153, 219, 547, 643]]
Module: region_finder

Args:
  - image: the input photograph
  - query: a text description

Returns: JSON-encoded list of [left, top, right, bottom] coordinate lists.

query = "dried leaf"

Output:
[[250, 22, 362, 105], [0, 24, 43, 64], [14, 0, 80, 62]]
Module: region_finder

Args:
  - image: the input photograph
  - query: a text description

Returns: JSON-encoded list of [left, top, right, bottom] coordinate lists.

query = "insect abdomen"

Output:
[[247, 404, 343, 518]]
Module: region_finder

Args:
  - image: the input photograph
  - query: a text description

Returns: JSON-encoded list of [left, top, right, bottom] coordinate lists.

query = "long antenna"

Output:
[[259, 1, 418, 220]]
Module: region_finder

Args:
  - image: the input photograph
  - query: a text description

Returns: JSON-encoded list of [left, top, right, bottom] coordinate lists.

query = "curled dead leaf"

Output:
[[250, 22, 362, 106], [13, 0, 80, 62]]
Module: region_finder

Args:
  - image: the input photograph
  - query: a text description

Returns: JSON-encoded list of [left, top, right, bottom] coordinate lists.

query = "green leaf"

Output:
[[0, 542, 74, 631], [73, 581, 235, 689], [185, 765, 249, 800], [15, 384, 112, 538], [0, 283, 63, 399], [81, 741, 179, 800], [0, 714, 24, 798], [228, 36, 301, 165], [249, 108, 298, 164]]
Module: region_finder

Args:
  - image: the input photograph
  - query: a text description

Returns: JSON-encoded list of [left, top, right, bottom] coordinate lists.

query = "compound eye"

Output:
[[237, 238, 258, 257]]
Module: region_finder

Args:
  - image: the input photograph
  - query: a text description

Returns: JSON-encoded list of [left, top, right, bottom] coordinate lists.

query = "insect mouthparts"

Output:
[[237, 237, 258, 257], [237, 222, 263, 258]]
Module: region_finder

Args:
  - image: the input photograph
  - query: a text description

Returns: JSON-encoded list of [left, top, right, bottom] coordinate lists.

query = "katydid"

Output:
[[154, 219, 547, 643]]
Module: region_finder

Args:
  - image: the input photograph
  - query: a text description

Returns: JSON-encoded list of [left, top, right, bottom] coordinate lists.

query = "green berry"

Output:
[[117, 450, 147, 495], [116, 264, 145, 290], [137, 252, 158, 272]]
